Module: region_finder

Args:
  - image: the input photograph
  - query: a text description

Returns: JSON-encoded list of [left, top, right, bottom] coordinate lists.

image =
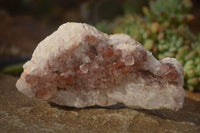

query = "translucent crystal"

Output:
[[80, 64, 88, 73], [123, 54, 135, 66]]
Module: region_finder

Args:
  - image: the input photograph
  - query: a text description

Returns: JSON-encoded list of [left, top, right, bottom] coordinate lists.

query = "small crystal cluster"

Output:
[[16, 23, 185, 110]]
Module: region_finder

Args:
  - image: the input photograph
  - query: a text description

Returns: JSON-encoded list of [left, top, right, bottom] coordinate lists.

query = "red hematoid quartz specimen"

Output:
[[16, 23, 185, 111]]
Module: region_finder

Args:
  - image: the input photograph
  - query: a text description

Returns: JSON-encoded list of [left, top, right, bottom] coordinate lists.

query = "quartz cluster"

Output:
[[16, 22, 185, 110]]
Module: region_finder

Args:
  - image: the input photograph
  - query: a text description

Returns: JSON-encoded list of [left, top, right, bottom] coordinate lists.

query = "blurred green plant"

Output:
[[0, 63, 23, 76], [97, 0, 200, 91]]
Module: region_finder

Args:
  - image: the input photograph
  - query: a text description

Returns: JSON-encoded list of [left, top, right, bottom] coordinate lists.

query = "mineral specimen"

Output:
[[16, 22, 185, 110]]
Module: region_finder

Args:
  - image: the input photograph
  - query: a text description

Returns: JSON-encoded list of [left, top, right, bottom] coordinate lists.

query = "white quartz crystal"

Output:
[[16, 22, 185, 110]]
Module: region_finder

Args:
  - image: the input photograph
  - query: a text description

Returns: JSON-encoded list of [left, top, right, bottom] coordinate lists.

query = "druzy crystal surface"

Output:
[[16, 23, 185, 110]]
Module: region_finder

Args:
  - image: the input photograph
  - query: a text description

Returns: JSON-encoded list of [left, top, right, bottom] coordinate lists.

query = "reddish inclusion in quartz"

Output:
[[71, 45, 133, 90], [25, 36, 136, 99], [25, 35, 179, 100], [160, 63, 179, 81]]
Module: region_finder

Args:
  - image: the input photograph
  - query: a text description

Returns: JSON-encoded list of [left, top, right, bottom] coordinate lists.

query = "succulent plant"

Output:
[[97, 0, 200, 91]]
